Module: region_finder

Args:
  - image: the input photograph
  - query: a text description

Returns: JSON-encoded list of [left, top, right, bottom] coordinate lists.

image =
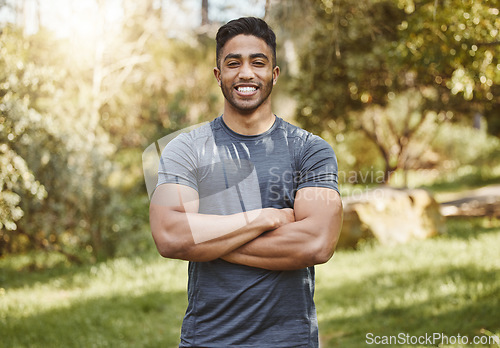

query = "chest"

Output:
[[196, 136, 299, 212]]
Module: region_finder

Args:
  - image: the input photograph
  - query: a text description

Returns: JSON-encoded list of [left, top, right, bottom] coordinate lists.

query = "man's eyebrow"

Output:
[[250, 53, 269, 61], [223, 53, 270, 62], [223, 53, 242, 62]]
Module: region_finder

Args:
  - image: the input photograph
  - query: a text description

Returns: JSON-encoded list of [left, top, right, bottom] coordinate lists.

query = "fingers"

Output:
[[280, 208, 296, 224]]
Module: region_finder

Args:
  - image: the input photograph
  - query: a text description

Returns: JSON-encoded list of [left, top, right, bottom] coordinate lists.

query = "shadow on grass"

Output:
[[317, 264, 500, 347], [0, 259, 96, 291], [2, 288, 187, 348], [0, 253, 165, 291], [443, 217, 500, 241]]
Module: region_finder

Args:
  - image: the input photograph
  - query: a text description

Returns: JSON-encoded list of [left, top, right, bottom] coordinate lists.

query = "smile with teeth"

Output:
[[237, 86, 257, 94]]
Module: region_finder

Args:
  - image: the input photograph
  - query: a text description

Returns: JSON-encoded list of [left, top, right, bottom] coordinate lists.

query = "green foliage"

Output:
[[329, 89, 443, 185], [99, 29, 221, 149], [0, 26, 48, 250], [0, 143, 45, 232], [0, 26, 122, 261], [0, 0, 224, 262], [431, 121, 500, 177], [3, 0, 498, 264], [334, 131, 384, 182], [290, 0, 500, 185], [294, 0, 500, 136], [1, 217, 498, 347]]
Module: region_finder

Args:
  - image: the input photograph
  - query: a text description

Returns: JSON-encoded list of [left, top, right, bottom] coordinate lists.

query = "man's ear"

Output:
[[272, 66, 280, 86], [213, 67, 221, 87]]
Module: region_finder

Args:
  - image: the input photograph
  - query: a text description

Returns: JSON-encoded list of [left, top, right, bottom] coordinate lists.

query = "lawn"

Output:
[[1, 217, 499, 347]]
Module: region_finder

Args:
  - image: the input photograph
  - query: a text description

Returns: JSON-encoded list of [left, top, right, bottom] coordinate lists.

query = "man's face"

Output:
[[214, 34, 279, 114]]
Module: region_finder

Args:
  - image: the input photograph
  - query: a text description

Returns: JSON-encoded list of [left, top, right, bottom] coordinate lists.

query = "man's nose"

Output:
[[238, 62, 255, 79]]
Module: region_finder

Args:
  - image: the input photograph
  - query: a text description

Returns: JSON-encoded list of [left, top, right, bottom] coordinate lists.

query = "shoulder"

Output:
[[276, 117, 334, 152], [174, 121, 213, 143], [161, 121, 213, 154], [276, 117, 312, 141]]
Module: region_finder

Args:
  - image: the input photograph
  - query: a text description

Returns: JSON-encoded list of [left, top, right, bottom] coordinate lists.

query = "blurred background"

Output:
[[1, 0, 499, 347]]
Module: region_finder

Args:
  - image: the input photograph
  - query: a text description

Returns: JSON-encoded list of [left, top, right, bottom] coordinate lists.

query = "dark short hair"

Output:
[[215, 17, 277, 69]]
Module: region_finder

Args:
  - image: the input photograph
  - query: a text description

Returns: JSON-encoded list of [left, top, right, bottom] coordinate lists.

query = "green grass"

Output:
[[0, 254, 188, 348], [315, 217, 500, 347], [1, 218, 499, 347], [399, 166, 500, 203]]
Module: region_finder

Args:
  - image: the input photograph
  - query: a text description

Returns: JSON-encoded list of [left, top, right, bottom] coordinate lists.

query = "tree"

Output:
[[292, 0, 500, 183], [202, 0, 209, 25], [294, 1, 500, 131], [355, 89, 439, 183], [0, 25, 121, 261], [0, 25, 47, 254]]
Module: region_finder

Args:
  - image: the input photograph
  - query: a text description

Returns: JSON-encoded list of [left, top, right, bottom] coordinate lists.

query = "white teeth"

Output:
[[237, 86, 256, 93]]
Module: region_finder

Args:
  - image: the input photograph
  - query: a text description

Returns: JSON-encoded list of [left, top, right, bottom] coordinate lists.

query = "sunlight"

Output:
[[40, 0, 123, 41]]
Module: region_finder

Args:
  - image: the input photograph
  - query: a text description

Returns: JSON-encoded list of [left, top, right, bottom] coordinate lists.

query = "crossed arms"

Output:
[[149, 183, 343, 271]]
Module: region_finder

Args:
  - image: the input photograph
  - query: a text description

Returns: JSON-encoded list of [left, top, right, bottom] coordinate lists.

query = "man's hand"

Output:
[[261, 207, 295, 230], [150, 184, 296, 262], [221, 187, 343, 271]]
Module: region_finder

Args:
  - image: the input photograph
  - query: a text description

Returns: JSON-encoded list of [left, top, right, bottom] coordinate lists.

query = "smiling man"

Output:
[[216, 34, 277, 118], [149, 17, 343, 347]]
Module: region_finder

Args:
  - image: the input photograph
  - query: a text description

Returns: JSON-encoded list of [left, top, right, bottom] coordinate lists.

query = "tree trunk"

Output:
[[359, 119, 397, 185], [264, 0, 271, 19], [201, 0, 209, 26], [382, 154, 396, 185]]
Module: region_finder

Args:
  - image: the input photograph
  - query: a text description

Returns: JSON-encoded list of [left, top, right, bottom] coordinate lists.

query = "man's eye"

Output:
[[227, 62, 239, 67], [253, 61, 265, 66]]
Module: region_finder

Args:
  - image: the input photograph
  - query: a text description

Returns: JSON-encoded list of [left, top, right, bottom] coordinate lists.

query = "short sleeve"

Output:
[[297, 135, 339, 194], [157, 133, 199, 192]]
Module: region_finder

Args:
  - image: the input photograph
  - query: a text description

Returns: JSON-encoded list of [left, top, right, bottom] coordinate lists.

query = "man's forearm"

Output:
[[221, 219, 337, 271], [222, 187, 343, 271], [150, 184, 294, 262], [150, 205, 294, 262]]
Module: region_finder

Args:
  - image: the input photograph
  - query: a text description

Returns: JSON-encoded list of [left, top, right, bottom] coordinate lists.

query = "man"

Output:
[[150, 17, 343, 347]]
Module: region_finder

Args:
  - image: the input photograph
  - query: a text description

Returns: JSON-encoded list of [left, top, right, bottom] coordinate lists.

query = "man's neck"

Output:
[[222, 105, 275, 136]]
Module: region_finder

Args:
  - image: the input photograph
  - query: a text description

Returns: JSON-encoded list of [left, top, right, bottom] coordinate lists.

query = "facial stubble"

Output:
[[220, 76, 275, 114]]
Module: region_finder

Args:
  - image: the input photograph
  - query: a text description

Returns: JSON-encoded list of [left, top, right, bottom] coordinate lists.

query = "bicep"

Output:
[[293, 187, 343, 263], [149, 184, 199, 257], [224, 187, 342, 269], [150, 183, 199, 214], [294, 187, 342, 232]]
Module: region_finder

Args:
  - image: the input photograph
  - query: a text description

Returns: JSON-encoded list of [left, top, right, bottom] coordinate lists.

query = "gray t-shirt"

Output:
[[157, 115, 339, 347]]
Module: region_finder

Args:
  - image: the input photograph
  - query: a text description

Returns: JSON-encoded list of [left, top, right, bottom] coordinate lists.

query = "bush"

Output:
[[431, 121, 500, 178]]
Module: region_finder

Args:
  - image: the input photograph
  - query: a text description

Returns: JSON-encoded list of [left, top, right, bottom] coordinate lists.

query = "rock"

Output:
[[338, 187, 446, 248]]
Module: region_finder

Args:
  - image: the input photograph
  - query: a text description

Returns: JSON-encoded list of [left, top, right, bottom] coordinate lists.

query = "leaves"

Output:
[[0, 2, 222, 261], [294, 0, 500, 132], [291, 0, 500, 182]]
